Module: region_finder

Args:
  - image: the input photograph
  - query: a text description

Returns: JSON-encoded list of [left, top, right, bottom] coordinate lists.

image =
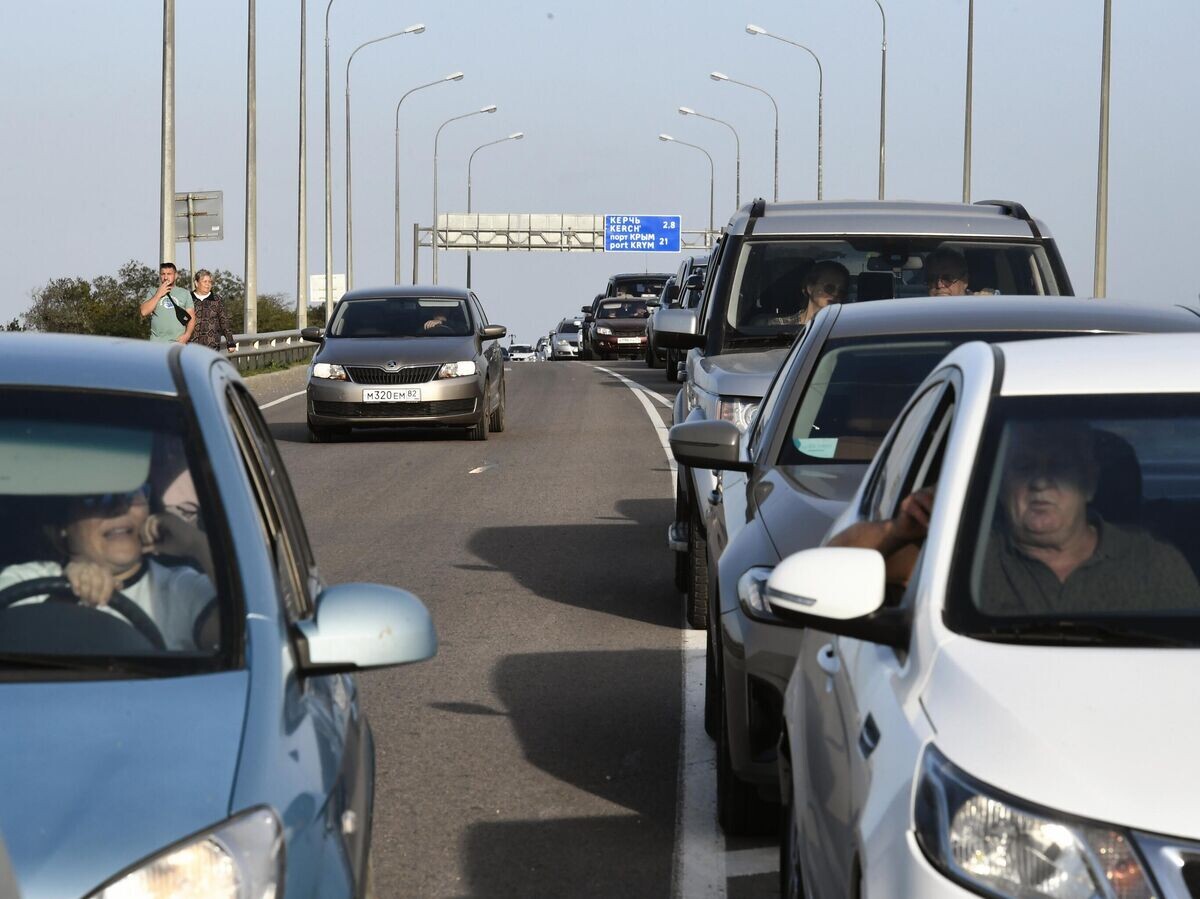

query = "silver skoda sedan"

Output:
[[303, 286, 508, 442]]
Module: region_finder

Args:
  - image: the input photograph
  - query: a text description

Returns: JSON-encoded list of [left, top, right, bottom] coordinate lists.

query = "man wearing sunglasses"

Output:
[[925, 247, 988, 297]]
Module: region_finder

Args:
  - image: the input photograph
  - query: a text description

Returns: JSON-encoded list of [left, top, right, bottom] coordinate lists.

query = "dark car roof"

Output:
[[0, 333, 180, 396], [825, 297, 1200, 340], [610, 273, 671, 280], [339, 285, 470, 301]]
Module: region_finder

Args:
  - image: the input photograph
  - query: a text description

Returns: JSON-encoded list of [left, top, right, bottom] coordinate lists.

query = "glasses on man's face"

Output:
[[810, 281, 847, 298], [76, 483, 152, 515], [929, 273, 966, 287]]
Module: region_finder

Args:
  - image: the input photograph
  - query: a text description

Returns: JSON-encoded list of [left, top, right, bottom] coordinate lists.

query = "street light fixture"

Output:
[[394, 72, 464, 284], [432, 105, 498, 285], [746, 24, 825, 200], [679, 106, 740, 209], [659, 134, 714, 234], [466, 131, 524, 289], [345, 23, 425, 291], [710, 72, 779, 202]]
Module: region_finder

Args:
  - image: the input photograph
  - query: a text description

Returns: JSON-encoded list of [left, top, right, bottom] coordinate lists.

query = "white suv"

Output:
[[773, 333, 1200, 898]]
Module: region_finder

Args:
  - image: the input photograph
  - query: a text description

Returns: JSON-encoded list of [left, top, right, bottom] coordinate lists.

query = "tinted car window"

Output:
[[0, 390, 233, 667], [598, 300, 649, 319], [950, 395, 1200, 643], [329, 297, 473, 338], [726, 238, 1061, 337], [611, 277, 668, 297], [557, 322, 581, 334]]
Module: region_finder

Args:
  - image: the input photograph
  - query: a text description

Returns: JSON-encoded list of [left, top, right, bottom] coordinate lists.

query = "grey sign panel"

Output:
[[174, 191, 224, 242]]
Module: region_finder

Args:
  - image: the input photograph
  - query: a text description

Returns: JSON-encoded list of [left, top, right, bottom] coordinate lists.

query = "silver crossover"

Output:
[[304, 286, 508, 442]]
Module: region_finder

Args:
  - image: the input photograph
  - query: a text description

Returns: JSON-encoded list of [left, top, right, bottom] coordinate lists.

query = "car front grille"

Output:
[[313, 398, 476, 418], [346, 365, 439, 385]]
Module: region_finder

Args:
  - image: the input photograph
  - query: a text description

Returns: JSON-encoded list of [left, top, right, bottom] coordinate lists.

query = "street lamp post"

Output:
[[466, 132, 524, 289], [868, 0, 887, 200], [394, 72, 464, 284], [1095, 0, 1113, 297], [323, 0, 335, 324], [244, 0, 257, 334], [710, 72, 779, 202], [345, 23, 425, 291], [159, 0, 175, 265], [432, 105, 497, 285], [678, 106, 740, 209], [659, 134, 714, 235], [746, 24, 824, 201], [296, 0, 307, 328], [962, 0, 974, 202]]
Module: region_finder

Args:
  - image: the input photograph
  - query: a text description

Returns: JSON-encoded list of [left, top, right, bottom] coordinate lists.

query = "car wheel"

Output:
[[665, 349, 679, 383], [704, 623, 719, 739], [466, 384, 489, 441], [645, 341, 660, 368], [488, 377, 506, 433], [780, 789, 804, 899], [718, 693, 776, 836], [686, 504, 709, 630]]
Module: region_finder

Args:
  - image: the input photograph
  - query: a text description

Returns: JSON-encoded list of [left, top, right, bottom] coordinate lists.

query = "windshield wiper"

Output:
[[0, 652, 168, 676], [978, 620, 1195, 648]]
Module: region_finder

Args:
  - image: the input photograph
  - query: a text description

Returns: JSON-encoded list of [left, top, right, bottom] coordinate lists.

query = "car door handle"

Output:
[[858, 714, 881, 759], [816, 643, 840, 676]]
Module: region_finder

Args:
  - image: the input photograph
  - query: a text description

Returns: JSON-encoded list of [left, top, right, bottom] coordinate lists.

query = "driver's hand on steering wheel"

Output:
[[64, 560, 117, 607]]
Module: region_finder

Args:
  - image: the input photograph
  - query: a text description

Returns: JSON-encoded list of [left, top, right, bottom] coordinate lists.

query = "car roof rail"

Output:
[[746, 197, 767, 236], [973, 199, 1042, 239]]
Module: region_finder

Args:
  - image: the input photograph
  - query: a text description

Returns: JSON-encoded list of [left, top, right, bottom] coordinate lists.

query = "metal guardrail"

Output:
[[228, 329, 316, 375]]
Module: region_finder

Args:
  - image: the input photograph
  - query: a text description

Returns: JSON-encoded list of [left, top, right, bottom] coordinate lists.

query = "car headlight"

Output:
[[596, 326, 613, 335], [736, 567, 782, 623], [437, 360, 477, 379], [310, 362, 348, 381], [718, 397, 759, 433], [914, 745, 1154, 899], [88, 807, 283, 899]]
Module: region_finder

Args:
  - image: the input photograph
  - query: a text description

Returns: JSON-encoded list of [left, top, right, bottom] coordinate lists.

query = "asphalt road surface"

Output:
[[248, 359, 776, 899]]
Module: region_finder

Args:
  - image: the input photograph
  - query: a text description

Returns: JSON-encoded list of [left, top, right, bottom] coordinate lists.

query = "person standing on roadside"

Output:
[[189, 270, 236, 353], [139, 262, 195, 344]]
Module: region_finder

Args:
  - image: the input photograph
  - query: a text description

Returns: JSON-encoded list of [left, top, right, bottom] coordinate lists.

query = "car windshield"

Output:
[[948, 394, 1200, 646], [558, 322, 581, 334], [782, 338, 962, 464], [611, 277, 668, 297], [598, 300, 649, 319], [726, 238, 1061, 341], [0, 390, 234, 673], [510, 345, 533, 353], [329, 297, 473, 338]]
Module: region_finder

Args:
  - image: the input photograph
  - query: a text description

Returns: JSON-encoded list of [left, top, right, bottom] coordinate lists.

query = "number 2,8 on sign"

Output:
[[661, 220, 677, 230]]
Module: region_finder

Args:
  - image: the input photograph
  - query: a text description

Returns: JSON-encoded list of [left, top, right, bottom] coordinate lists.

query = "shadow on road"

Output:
[[466, 497, 678, 628], [268, 421, 474, 445], [456, 648, 679, 898]]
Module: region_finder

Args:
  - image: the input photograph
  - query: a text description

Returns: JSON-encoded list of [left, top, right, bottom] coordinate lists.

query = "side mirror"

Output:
[[300, 327, 324, 343], [581, 305, 592, 314], [765, 548, 908, 646], [654, 307, 705, 349], [668, 419, 752, 472], [295, 583, 437, 673], [646, 299, 661, 308], [684, 272, 705, 291], [480, 324, 507, 340]]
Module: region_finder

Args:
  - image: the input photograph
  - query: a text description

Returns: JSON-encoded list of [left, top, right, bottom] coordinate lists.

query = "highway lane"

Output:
[[247, 358, 777, 898]]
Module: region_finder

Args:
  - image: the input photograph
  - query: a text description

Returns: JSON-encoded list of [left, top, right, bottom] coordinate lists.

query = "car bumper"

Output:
[[862, 832, 975, 898], [594, 335, 646, 355], [307, 375, 482, 428], [552, 345, 579, 358], [721, 604, 805, 794]]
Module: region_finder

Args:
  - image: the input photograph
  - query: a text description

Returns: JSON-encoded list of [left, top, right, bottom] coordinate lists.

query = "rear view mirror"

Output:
[[300, 327, 324, 343], [481, 325, 507, 340], [668, 420, 752, 472], [296, 583, 437, 673]]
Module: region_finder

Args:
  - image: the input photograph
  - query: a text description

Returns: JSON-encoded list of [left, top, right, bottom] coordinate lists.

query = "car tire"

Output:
[[645, 341, 661, 368], [686, 505, 709, 630], [718, 693, 776, 836], [665, 349, 679, 383], [466, 385, 489, 441], [488, 377, 506, 433], [780, 790, 804, 899], [704, 623, 719, 739]]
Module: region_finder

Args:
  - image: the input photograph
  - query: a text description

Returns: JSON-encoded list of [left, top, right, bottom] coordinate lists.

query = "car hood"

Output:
[[316, 335, 478, 366], [696, 348, 789, 398], [922, 637, 1200, 839], [1, 670, 249, 898], [757, 464, 868, 559]]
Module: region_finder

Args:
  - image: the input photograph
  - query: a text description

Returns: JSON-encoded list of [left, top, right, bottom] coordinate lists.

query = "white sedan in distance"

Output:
[[508, 344, 536, 362]]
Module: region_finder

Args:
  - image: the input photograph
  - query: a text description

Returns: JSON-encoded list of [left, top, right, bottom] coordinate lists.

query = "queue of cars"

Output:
[[657, 197, 1200, 897]]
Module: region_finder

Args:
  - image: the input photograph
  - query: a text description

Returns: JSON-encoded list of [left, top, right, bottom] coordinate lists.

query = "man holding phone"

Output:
[[140, 262, 195, 344]]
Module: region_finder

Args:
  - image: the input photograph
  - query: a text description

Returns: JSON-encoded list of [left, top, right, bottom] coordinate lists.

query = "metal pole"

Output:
[[159, 0, 175, 264], [465, 163, 472, 289], [297, 0, 307, 327], [1094, 0, 1112, 297], [681, 109, 740, 209], [344, 64, 353, 291], [323, 0, 334, 323], [962, 0, 974, 203], [187, 194, 196, 277], [412, 222, 420, 284], [433, 107, 495, 285], [772, 105, 779, 202], [244, 0, 258, 335], [874, 0, 887, 200], [711, 76, 778, 201]]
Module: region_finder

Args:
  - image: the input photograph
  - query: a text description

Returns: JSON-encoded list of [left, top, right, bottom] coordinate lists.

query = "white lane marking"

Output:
[[259, 389, 306, 410], [725, 847, 778, 879], [595, 366, 725, 899], [593, 366, 674, 409], [468, 463, 497, 475]]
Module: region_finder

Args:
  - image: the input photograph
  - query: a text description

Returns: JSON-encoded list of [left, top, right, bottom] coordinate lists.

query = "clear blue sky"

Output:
[[3, 1, 1198, 341]]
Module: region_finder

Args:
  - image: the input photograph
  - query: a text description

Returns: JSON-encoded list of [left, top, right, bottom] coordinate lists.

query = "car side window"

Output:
[[226, 387, 317, 622], [469, 293, 488, 327], [864, 383, 947, 521], [749, 323, 811, 461]]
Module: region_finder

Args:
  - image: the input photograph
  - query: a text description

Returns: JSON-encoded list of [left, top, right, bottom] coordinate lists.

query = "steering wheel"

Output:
[[0, 576, 167, 651]]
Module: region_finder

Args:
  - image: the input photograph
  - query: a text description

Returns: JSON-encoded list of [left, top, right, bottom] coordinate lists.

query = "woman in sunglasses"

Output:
[[0, 484, 215, 650]]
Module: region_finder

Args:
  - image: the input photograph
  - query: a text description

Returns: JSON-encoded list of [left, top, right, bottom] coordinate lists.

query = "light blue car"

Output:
[[0, 334, 436, 898]]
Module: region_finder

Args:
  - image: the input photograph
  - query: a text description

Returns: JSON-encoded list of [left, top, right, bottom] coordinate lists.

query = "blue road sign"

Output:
[[604, 215, 681, 252]]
